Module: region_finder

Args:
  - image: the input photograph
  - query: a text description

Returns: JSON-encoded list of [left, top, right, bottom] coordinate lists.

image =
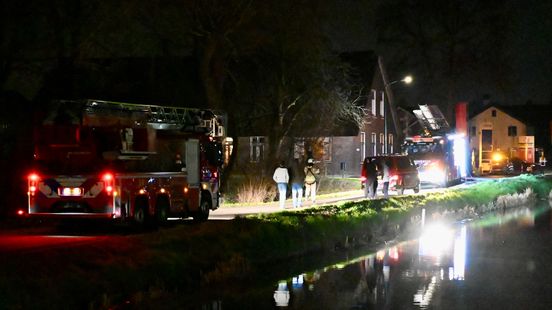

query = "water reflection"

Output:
[[274, 222, 469, 309], [270, 205, 552, 309]]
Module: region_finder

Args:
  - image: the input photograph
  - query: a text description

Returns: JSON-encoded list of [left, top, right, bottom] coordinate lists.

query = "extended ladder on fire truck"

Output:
[[412, 104, 449, 136], [82, 99, 225, 137]]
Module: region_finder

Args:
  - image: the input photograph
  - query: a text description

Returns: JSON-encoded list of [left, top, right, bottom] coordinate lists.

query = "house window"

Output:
[[323, 137, 332, 162], [379, 93, 385, 117], [380, 133, 384, 154], [491, 110, 497, 117], [249, 136, 265, 163], [360, 132, 366, 161], [371, 132, 377, 156], [388, 134, 394, 154], [508, 126, 517, 137], [293, 139, 305, 159], [470, 126, 476, 137], [371, 90, 377, 116]]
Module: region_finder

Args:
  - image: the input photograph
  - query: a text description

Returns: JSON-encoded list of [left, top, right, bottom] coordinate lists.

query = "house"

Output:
[[468, 104, 531, 173], [235, 51, 399, 177]]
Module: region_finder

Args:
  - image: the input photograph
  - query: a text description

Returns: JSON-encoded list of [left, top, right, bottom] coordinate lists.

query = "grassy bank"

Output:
[[1, 175, 551, 309]]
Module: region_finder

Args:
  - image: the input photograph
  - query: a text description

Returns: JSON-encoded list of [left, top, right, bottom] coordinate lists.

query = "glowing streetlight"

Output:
[[385, 75, 413, 87]]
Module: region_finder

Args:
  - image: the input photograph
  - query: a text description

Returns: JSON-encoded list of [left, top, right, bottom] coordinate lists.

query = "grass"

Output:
[[1, 174, 551, 309], [222, 175, 361, 206]]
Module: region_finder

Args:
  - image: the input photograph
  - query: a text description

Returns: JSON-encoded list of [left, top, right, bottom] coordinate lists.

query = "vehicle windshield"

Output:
[[403, 142, 444, 155]]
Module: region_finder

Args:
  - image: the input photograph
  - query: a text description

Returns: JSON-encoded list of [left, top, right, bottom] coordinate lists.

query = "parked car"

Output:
[[503, 158, 530, 175], [365, 155, 420, 195]]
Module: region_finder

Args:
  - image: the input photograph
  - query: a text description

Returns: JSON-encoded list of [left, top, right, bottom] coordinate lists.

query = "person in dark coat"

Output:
[[289, 158, 305, 208], [361, 157, 377, 199]]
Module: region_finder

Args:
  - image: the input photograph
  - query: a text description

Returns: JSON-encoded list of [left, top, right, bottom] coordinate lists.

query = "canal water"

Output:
[[192, 202, 552, 310]]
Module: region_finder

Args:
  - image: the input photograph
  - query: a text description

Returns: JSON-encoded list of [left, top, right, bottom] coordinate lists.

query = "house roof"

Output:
[[468, 103, 552, 127]]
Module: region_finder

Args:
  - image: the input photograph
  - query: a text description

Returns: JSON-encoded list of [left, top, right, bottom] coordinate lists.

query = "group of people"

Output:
[[272, 158, 320, 209], [361, 157, 390, 199]]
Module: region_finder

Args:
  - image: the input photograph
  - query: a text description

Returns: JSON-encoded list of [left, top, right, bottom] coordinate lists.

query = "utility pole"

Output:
[[378, 56, 402, 146]]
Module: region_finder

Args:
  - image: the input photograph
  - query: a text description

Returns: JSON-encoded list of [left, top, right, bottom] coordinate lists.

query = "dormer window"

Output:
[[491, 110, 497, 117]]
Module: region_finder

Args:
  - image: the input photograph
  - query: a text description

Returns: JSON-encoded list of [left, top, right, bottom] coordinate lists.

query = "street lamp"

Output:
[[383, 75, 413, 154]]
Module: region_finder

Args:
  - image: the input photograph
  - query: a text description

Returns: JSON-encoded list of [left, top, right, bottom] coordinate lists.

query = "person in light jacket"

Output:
[[381, 160, 390, 199], [273, 161, 289, 209]]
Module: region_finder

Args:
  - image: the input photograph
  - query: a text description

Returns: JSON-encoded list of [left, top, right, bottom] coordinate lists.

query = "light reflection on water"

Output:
[[271, 205, 549, 309]]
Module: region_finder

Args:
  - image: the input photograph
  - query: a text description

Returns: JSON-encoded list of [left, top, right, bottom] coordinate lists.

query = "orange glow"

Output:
[[160, 188, 166, 194], [17, 209, 25, 216], [376, 250, 385, 261], [184, 187, 189, 194], [139, 189, 146, 195]]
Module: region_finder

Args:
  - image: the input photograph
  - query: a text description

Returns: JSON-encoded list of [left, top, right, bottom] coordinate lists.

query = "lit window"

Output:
[[294, 139, 305, 159], [249, 136, 265, 163], [360, 132, 366, 161], [388, 134, 394, 154], [371, 90, 377, 116], [380, 93, 385, 117], [371, 132, 377, 156], [323, 137, 332, 162], [380, 133, 384, 154]]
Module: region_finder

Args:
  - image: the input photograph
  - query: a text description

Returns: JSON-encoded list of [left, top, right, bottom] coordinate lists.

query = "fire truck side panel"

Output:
[[186, 139, 200, 185]]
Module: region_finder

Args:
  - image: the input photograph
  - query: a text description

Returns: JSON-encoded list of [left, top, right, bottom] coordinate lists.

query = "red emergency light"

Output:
[[27, 172, 40, 195], [102, 172, 114, 195]]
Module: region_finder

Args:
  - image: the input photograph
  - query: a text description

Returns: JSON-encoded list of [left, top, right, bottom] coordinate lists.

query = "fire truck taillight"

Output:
[[102, 172, 114, 195], [28, 173, 40, 195]]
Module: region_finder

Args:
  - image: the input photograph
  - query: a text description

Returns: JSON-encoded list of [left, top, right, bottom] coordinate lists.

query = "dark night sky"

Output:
[[325, 0, 552, 106], [510, 0, 552, 105], [1, 0, 550, 106]]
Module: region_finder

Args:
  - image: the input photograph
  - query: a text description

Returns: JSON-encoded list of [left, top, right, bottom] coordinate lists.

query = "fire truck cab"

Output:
[[24, 99, 226, 225]]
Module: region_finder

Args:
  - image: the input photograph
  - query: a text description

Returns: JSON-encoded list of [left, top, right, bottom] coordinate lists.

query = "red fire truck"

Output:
[[22, 99, 226, 225], [402, 135, 460, 187]]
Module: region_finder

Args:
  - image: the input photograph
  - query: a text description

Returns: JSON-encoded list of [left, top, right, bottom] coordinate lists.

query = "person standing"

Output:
[[304, 158, 320, 204], [361, 158, 377, 199], [381, 159, 390, 199], [273, 161, 289, 209], [289, 158, 305, 208]]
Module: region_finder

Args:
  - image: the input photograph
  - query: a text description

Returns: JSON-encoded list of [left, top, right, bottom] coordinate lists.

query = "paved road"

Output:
[[208, 178, 485, 220]]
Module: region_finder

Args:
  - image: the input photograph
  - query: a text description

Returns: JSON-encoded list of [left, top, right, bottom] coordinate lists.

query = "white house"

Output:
[[468, 105, 530, 173]]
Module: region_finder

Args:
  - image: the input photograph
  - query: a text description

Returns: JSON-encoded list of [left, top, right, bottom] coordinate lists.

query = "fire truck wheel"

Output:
[[134, 196, 150, 227], [414, 185, 420, 193], [194, 195, 211, 222], [156, 196, 170, 226]]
